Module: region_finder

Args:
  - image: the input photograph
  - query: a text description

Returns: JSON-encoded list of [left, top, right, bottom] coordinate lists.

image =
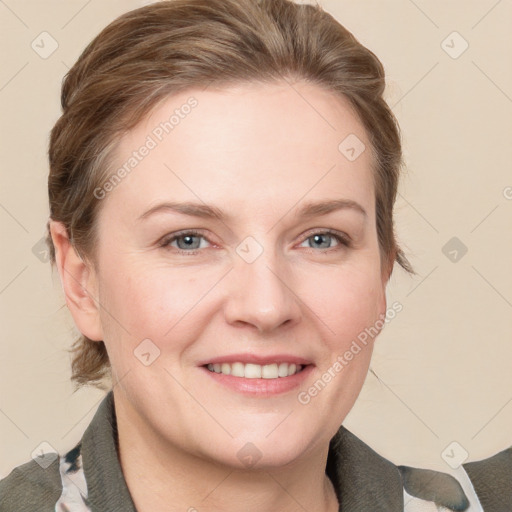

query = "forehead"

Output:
[[104, 80, 375, 218]]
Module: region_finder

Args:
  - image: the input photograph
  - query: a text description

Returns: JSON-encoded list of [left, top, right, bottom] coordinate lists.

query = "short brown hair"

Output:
[[47, 0, 414, 389]]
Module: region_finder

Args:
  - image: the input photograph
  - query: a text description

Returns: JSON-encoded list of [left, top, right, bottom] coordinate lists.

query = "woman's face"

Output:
[[90, 80, 388, 468]]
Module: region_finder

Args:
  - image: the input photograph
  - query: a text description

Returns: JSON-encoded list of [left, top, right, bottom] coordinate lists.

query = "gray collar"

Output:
[[81, 391, 137, 511], [327, 425, 404, 510]]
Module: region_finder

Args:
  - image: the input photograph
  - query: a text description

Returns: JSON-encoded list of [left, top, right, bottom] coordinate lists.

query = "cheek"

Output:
[[97, 262, 217, 354], [292, 266, 382, 434], [299, 262, 384, 348]]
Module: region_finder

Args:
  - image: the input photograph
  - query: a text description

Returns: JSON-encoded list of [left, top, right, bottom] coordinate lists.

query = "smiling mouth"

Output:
[[205, 362, 307, 379]]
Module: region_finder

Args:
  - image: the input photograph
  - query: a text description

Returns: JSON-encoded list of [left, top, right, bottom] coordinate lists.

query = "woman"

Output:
[[0, 0, 509, 510]]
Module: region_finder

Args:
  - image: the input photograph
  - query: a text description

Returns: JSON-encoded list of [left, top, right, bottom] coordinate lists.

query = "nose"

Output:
[[223, 246, 302, 334]]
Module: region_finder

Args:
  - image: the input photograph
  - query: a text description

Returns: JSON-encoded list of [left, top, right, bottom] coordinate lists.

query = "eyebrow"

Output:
[[295, 199, 367, 219], [137, 198, 367, 222]]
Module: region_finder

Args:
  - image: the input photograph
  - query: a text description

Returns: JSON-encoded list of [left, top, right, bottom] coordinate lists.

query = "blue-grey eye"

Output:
[[299, 232, 344, 250], [164, 231, 210, 251]]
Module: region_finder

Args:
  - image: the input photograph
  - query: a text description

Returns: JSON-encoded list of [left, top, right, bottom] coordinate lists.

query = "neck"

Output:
[[115, 395, 339, 512]]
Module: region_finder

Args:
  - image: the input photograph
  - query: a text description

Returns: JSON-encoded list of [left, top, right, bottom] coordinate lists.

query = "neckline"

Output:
[[81, 390, 404, 511]]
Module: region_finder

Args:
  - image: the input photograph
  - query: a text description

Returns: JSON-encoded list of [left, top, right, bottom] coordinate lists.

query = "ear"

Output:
[[376, 254, 392, 334], [49, 220, 103, 341]]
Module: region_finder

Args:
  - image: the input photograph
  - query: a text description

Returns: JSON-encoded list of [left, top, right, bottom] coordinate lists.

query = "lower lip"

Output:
[[200, 365, 314, 396]]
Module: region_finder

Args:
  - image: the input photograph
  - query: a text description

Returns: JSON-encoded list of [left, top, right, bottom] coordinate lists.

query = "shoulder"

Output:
[[0, 455, 61, 512], [329, 426, 512, 511], [0, 441, 90, 512], [463, 446, 512, 510]]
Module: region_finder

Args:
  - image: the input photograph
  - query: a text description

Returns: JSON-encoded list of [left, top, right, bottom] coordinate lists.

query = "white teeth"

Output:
[[206, 362, 304, 379], [231, 362, 244, 377], [262, 363, 278, 379], [244, 363, 261, 379], [278, 362, 289, 377]]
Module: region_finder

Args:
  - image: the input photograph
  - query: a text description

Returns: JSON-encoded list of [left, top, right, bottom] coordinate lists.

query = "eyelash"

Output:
[[159, 229, 351, 256]]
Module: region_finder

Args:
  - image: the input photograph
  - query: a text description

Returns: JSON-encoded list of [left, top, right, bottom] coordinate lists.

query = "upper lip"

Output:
[[198, 353, 313, 366]]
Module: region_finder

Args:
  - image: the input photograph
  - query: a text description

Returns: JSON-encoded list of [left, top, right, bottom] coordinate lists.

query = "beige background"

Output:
[[1, 0, 511, 479]]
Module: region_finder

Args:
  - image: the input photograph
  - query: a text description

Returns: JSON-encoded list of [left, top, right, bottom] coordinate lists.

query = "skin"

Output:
[[51, 80, 392, 512]]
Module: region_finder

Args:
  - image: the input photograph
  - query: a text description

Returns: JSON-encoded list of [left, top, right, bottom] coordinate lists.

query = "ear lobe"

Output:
[[49, 220, 103, 342]]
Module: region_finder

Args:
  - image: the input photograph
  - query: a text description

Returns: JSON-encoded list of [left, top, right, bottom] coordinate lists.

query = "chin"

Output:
[[201, 428, 317, 471]]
